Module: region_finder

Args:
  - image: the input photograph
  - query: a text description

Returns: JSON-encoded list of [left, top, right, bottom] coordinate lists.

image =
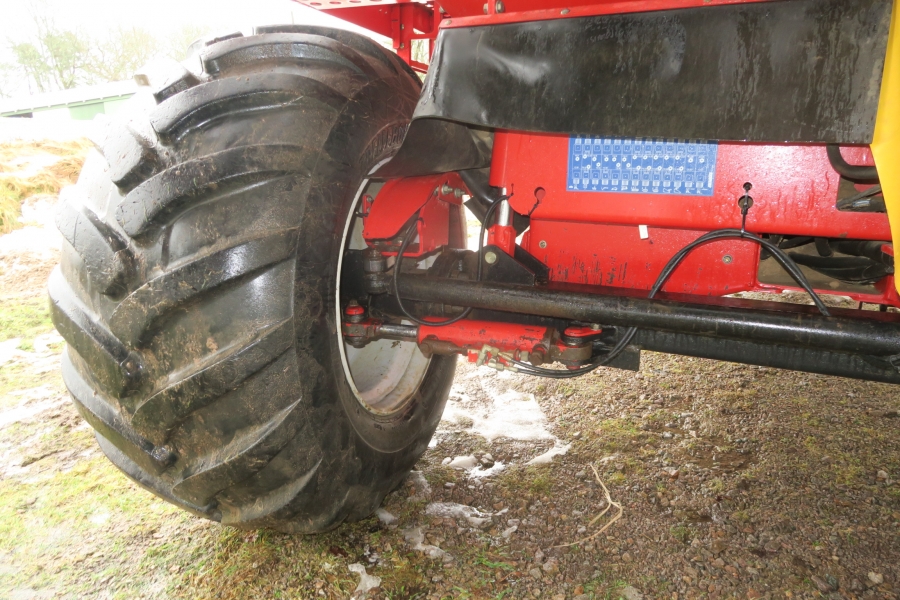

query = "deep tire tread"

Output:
[[131, 318, 295, 444], [200, 33, 379, 79], [108, 228, 298, 344], [49, 269, 143, 395], [171, 397, 304, 506], [116, 144, 317, 236], [53, 27, 448, 533], [148, 73, 350, 144], [55, 190, 135, 296]]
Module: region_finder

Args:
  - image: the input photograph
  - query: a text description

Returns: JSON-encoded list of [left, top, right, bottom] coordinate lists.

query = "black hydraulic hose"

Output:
[[511, 228, 831, 379], [826, 145, 879, 183], [392, 197, 504, 327], [459, 169, 498, 211], [460, 168, 530, 234]]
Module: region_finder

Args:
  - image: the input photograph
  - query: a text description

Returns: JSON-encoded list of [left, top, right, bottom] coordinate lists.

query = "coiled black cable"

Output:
[[392, 197, 506, 326], [510, 228, 831, 379]]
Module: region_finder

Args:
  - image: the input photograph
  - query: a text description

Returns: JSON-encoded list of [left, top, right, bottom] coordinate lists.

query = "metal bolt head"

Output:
[[151, 445, 176, 466], [495, 0, 505, 12], [722, 254, 733, 264], [538, 240, 548, 249], [483, 2, 488, 13], [561, 8, 570, 14], [441, 182, 454, 195], [484, 251, 498, 264]]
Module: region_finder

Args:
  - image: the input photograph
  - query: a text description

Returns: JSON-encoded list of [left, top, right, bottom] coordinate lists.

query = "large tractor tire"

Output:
[[49, 26, 455, 532]]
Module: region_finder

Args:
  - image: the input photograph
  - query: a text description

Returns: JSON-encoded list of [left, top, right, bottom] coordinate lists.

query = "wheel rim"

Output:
[[335, 179, 431, 415]]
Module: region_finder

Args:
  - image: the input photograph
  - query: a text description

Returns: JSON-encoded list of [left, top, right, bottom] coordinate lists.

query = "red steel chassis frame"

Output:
[[307, 0, 898, 359]]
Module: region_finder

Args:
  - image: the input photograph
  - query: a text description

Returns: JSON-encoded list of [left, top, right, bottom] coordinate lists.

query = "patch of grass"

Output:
[[590, 418, 643, 454], [606, 471, 627, 486], [529, 470, 552, 494], [0, 139, 91, 234], [731, 510, 750, 523], [0, 360, 65, 411], [0, 186, 21, 235], [0, 295, 54, 342], [670, 525, 692, 544], [706, 478, 725, 493], [475, 553, 516, 571]]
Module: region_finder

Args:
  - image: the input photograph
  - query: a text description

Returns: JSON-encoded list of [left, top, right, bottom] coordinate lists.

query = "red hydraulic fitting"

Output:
[[561, 325, 602, 346], [344, 300, 366, 323]]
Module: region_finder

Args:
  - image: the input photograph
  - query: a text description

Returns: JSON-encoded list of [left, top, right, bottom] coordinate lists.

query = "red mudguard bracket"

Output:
[[363, 173, 465, 256]]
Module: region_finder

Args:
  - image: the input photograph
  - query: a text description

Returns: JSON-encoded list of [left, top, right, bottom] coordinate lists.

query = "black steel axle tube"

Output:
[[634, 329, 900, 385], [396, 275, 900, 357]]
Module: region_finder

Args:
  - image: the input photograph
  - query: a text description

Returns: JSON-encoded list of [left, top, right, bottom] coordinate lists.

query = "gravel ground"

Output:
[[0, 145, 898, 599]]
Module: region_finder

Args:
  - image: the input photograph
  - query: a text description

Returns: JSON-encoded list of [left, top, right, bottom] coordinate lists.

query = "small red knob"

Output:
[[345, 301, 365, 318]]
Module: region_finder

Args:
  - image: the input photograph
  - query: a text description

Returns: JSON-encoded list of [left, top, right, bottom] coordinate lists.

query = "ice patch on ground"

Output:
[[0, 186, 68, 260], [403, 526, 452, 562], [404, 470, 431, 501], [526, 443, 571, 465], [0, 339, 22, 368], [468, 461, 506, 478], [425, 502, 492, 528], [0, 387, 66, 430], [0, 117, 96, 142], [439, 388, 556, 442], [89, 511, 110, 526], [375, 508, 397, 526], [446, 455, 478, 470], [348, 563, 381, 596]]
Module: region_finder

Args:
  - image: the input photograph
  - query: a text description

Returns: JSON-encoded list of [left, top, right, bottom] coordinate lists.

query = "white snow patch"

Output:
[[468, 461, 506, 478], [89, 511, 110, 526], [0, 339, 22, 368], [501, 525, 518, 538], [404, 470, 431, 501], [32, 332, 64, 354], [447, 455, 478, 470], [403, 526, 452, 562], [0, 393, 66, 430], [440, 389, 555, 442], [348, 563, 381, 596], [0, 224, 61, 257], [425, 502, 492, 528], [19, 193, 60, 229], [526, 443, 571, 465], [375, 508, 397, 526]]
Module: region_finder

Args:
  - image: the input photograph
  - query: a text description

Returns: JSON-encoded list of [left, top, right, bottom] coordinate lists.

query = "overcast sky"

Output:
[[0, 0, 376, 40], [0, 0, 385, 97]]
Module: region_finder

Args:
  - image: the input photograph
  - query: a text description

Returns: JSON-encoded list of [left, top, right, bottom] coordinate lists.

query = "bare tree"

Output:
[[86, 27, 159, 83], [10, 12, 91, 92], [4, 3, 216, 95], [0, 63, 18, 98], [166, 24, 212, 61]]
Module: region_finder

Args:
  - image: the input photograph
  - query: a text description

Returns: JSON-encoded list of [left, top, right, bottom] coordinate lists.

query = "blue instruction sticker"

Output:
[[567, 137, 718, 196]]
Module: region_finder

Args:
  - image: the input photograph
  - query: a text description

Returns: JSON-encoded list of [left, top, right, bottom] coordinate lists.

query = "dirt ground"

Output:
[[0, 144, 898, 600]]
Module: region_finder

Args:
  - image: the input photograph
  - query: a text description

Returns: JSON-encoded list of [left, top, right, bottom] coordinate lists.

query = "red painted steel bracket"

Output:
[[417, 319, 595, 367], [363, 173, 465, 256]]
